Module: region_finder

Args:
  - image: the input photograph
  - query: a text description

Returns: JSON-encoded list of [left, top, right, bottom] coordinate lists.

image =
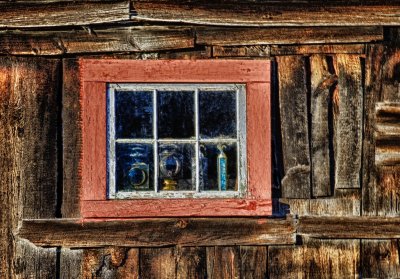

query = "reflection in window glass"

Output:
[[199, 90, 237, 139], [158, 91, 195, 139], [159, 143, 195, 191], [115, 91, 153, 139], [115, 143, 154, 192], [199, 143, 237, 191]]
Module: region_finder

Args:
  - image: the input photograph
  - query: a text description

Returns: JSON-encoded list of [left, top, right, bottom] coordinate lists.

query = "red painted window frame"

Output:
[[79, 59, 271, 218]]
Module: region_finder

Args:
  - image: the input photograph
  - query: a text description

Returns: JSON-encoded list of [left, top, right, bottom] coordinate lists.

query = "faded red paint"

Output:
[[80, 59, 272, 218]]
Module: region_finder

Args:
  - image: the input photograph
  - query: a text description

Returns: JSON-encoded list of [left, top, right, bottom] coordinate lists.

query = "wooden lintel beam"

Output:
[[0, 1, 129, 28], [18, 218, 296, 248], [132, 1, 400, 27], [298, 216, 400, 239]]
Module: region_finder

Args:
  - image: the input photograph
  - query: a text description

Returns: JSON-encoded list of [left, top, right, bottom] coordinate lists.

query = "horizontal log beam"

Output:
[[196, 27, 383, 46], [132, 1, 400, 27], [18, 218, 296, 248], [0, 26, 194, 55], [298, 216, 400, 238], [0, 1, 129, 28]]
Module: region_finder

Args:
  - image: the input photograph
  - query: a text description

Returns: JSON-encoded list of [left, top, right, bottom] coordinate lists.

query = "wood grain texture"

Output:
[[82, 199, 272, 217], [361, 240, 400, 278], [18, 218, 295, 248], [139, 247, 206, 279], [277, 56, 311, 198], [247, 82, 271, 200], [81, 81, 107, 201], [310, 55, 335, 197], [62, 58, 81, 218], [0, 57, 60, 278], [375, 102, 400, 166], [0, 1, 129, 28], [298, 216, 400, 238], [362, 45, 400, 216], [333, 54, 363, 189], [132, 1, 400, 26], [80, 59, 270, 82], [196, 26, 382, 46], [212, 46, 270, 58], [240, 246, 267, 279], [207, 247, 240, 279], [271, 44, 366, 55], [0, 26, 194, 55], [60, 249, 83, 279], [81, 247, 139, 279], [268, 238, 359, 279]]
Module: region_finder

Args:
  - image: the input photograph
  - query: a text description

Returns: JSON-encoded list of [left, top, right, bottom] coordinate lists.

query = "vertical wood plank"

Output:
[[269, 238, 360, 279], [177, 247, 207, 279], [206, 246, 241, 279], [310, 55, 335, 197], [0, 57, 60, 278], [277, 56, 311, 198], [82, 247, 139, 279], [333, 54, 363, 189], [362, 240, 400, 278], [363, 45, 400, 216], [60, 249, 83, 279], [240, 246, 267, 279], [62, 58, 81, 218], [140, 248, 177, 279]]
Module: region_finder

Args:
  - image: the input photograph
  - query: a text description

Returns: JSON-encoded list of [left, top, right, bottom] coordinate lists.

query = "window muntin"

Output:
[[107, 83, 247, 199]]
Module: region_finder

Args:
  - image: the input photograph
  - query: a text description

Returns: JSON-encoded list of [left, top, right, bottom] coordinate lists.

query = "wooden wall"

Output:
[[1, 1, 400, 278]]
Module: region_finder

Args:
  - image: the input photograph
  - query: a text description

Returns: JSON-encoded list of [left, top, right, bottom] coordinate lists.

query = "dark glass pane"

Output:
[[115, 90, 153, 139], [199, 90, 237, 139], [159, 143, 195, 191], [157, 91, 194, 139], [199, 143, 237, 191], [115, 143, 154, 192]]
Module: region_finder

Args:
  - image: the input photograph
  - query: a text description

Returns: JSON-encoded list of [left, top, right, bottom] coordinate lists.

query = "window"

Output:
[[80, 59, 271, 218], [108, 84, 246, 199]]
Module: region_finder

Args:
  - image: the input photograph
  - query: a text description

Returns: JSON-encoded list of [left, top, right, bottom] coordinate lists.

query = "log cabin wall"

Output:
[[1, 1, 400, 278]]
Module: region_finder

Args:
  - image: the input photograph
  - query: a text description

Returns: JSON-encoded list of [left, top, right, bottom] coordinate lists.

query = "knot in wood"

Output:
[[175, 219, 188, 229]]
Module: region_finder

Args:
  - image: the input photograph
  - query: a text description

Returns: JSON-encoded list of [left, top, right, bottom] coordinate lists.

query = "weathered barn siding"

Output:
[[1, 1, 400, 278]]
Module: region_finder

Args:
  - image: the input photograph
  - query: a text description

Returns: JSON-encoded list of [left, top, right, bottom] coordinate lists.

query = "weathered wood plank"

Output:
[[212, 45, 270, 57], [240, 246, 267, 279], [298, 216, 400, 238], [207, 247, 240, 279], [196, 27, 382, 46], [268, 238, 360, 279], [309, 189, 361, 216], [159, 47, 212, 59], [62, 58, 81, 218], [277, 56, 311, 198], [310, 55, 335, 197], [0, 57, 60, 278], [176, 247, 207, 279], [18, 218, 295, 248], [81, 247, 139, 278], [271, 44, 366, 55], [133, 1, 400, 26], [361, 240, 400, 278], [60, 249, 83, 279], [0, 26, 194, 55], [375, 102, 400, 166], [140, 248, 176, 279], [333, 54, 363, 189], [0, 1, 129, 28], [362, 45, 400, 216]]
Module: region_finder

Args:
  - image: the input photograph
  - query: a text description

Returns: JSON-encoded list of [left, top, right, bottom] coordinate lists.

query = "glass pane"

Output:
[[199, 90, 237, 139], [115, 143, 154, 192], [159, 143, 195, 191], [115, 90, 153, 139], [199, 143, 237, 191], [158, 91, 195, 139]]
